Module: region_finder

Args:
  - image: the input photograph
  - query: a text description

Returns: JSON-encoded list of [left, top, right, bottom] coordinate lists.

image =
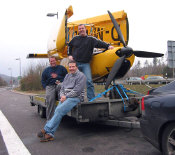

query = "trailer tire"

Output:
[[38, 105, 46, 118], [30, 102, 35, 106]]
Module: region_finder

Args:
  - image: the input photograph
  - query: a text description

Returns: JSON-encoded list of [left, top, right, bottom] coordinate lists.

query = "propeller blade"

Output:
[[133, 51, 164, 58], [107, 10, 126, 47], [105, 56, 125, 89]]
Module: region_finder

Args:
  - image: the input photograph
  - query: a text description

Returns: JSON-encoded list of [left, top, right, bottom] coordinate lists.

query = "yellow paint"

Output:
[[29, 6, 135, 81], [67, 10, 128, 46], [144, 74, 163, 79], [91, 48, 135, 80], [56, 15, 66, 52]]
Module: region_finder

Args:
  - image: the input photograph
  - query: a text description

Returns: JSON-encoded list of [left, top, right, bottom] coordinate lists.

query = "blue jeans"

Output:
[[76, 62, 95, 101], [44, 97, 80, 137]]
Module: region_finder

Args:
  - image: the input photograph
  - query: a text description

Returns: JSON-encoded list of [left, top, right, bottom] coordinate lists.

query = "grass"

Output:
[[14, 87, 45, 95], [14, 84, 164, 96], [94, 84, 164, 95]]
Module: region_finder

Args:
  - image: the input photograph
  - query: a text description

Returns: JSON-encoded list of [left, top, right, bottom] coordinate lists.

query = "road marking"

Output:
[[0, 110, 31, 155]]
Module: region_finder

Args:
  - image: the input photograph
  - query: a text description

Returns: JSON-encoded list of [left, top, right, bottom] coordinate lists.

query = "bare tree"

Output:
[[20, 61, 48, 91]]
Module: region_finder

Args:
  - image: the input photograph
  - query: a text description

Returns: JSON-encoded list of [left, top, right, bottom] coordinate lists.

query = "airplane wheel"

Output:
[[162, 123, 175, 155]]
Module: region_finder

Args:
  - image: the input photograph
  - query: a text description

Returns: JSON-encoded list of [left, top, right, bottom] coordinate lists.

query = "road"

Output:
[[0, 88, 162, 155]]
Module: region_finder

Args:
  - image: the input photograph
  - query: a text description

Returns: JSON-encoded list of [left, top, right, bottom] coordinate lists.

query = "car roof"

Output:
[[147, 76, 163, 79], [129, 77, 142, 79], [150, 80, 175, 94]]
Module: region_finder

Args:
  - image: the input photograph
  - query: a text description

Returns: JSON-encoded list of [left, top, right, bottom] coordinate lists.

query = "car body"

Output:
[[140, 81, 175, 155], [144, 76, 167, 84], [126, 77, 143, 85]]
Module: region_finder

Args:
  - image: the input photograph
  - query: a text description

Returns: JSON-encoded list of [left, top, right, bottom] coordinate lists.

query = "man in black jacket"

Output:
[[41, 56, 67, 120], [68, 24, 114, 101]]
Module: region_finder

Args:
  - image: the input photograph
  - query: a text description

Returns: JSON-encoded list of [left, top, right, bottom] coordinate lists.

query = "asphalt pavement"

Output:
[[0, 87, 162, 155]]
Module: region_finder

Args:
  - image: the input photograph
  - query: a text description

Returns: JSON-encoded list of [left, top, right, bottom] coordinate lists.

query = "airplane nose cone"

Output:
[[116, 47, 133, 58]]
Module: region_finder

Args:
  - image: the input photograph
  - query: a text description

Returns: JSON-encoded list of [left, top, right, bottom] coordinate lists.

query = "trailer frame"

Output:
[[29, 94, 142, 128]]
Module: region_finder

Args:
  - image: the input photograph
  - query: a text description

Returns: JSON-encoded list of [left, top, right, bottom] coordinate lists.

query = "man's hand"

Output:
[[108, 45, 114, 50], [55, 80, 60, 85], [60, 96, 66, 103], [68, 56, 74, 60], [51, 73, 58, 78]]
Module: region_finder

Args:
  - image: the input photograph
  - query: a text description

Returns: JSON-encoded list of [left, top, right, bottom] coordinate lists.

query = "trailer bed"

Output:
[[30, 95, 142, 128]]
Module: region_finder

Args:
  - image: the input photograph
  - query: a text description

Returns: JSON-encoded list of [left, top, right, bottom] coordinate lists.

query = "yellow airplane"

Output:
[[27, 5, 163, 90]]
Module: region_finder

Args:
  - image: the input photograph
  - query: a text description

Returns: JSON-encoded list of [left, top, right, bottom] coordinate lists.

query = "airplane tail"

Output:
[[56, 6, 73, 52], [27, 6, 73, 59]]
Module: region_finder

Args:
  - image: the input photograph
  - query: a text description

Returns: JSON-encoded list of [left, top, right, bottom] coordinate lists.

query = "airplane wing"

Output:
[[27, 53, 48, 58]]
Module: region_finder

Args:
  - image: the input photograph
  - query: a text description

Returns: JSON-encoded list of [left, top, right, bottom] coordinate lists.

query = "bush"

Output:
[[0, 77, 7, 86], [20, 62, 48, 91]]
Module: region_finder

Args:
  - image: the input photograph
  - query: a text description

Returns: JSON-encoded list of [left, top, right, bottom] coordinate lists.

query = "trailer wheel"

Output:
[[38, 105, 46, 118], [30, 102, 35, 106]]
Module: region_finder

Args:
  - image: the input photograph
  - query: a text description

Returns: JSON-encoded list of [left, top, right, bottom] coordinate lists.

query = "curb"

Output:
[[11, 90, 37, 96]]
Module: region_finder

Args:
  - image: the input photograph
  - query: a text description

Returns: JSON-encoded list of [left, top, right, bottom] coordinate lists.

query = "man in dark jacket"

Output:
[[68, 24, 114, 101], [41, 56, 67, 120], [38, 60, 86, 142]]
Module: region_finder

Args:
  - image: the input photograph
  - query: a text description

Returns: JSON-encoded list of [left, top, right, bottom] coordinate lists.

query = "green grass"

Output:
[[94, 84, 164, 95], [14, 87, 45, 95], [14, 84, 164, 96]]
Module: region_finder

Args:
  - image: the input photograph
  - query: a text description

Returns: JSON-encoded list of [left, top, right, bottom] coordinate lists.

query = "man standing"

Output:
[[41, 56, 67, 120], [38, 60, 86, 142], [68, 24, 114, 101]]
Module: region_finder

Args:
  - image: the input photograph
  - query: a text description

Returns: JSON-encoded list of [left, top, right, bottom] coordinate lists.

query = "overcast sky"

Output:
[[0, 0, 175, 77]]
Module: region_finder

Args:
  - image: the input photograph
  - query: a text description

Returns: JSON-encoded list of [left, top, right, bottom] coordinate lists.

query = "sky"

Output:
[[0, 0, 175, 77]]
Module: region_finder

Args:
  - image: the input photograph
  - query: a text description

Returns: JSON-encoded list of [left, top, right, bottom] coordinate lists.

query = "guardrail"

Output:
[[126, 80, 143, 85], [126, 79, 174, 85]]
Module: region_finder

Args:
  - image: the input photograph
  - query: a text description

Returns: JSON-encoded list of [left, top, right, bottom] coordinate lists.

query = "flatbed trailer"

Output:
[[29, 94, 142, 129]]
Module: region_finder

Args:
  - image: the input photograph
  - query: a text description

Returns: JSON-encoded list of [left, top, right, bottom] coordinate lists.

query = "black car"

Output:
[[140, 81, 175, 155]]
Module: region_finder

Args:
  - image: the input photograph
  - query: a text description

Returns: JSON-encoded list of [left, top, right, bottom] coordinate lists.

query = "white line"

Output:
[[0, 110, 31, 155]]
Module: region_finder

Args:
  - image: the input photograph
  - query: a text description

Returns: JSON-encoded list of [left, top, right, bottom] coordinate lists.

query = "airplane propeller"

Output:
[[105, 11, 164, 89], [105, 56, 125, 90]]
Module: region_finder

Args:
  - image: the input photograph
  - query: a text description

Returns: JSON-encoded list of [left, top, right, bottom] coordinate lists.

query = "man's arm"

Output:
[[92, 37, 114, 50], [67, 40, 74, 60], [60, 81, 66, 97], [41, 69, 47, 89], [67, 38, 74, 56], [62, 66, 68, 77]]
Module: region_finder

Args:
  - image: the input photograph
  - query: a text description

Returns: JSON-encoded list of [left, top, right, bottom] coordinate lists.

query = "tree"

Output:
[[153, 58, 158, 66], [162, 66, 173, 78], [125, 58, 167, 78], [144, 60, 149, 67], [20, 62, 48, 91], [0, 77, 7, 86]]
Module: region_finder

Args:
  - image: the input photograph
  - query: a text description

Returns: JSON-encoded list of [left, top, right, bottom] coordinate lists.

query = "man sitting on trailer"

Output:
[[41, 56, 68, 120], [38, 60, 86, 142]]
